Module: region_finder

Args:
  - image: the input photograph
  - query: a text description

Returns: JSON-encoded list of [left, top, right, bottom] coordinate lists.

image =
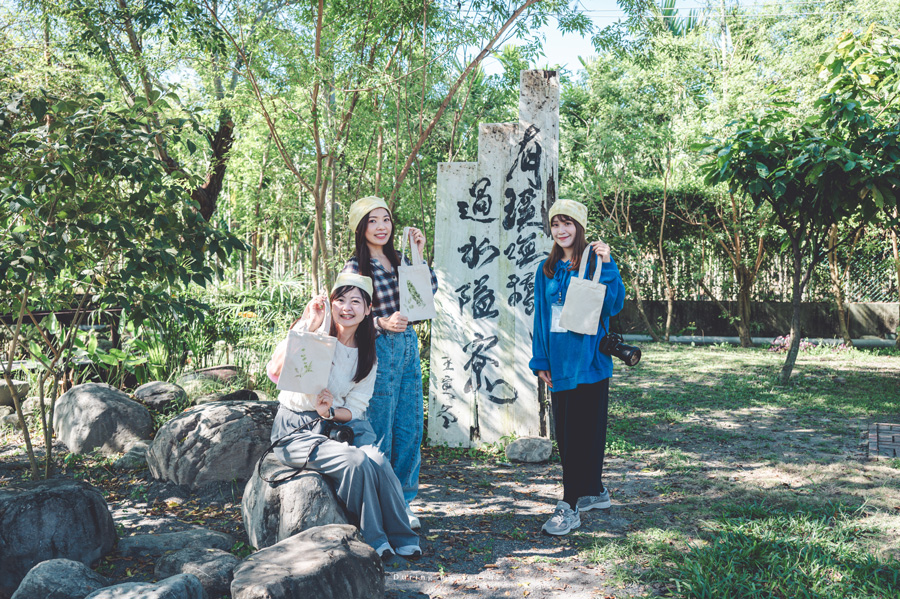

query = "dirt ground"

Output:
[[2, 400, 899, 599], [384, 450, 656, 599]]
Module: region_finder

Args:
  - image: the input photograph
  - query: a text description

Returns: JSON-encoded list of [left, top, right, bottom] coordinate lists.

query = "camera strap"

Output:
[[600, 312, 627, 339], [600, 317, 611, 339], [258, 417, 330, 486]]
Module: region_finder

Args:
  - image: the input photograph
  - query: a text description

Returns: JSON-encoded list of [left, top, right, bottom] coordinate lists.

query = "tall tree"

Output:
[[697, 26, 900, 382], [45, 0, 277, 221], [208, 0, 591, 290]]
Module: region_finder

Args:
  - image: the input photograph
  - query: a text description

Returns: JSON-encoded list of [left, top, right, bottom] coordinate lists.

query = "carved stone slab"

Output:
[[428, 70, 558, 446]]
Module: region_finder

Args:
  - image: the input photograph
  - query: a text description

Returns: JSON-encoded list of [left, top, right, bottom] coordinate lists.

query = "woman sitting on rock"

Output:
[[266, 272, 420, 559]]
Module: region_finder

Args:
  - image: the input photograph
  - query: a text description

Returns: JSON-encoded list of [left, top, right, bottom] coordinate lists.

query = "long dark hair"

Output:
[[542, 214, 588, 279], [329, 285, 376, 383], [354, 211, 402, 278]]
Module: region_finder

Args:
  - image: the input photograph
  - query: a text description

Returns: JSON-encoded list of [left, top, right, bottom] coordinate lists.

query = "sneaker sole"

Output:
[[579, 500, 611, 512]]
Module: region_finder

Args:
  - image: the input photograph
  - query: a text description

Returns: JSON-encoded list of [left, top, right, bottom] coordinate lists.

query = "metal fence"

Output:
[[632, 236, 898, 304]]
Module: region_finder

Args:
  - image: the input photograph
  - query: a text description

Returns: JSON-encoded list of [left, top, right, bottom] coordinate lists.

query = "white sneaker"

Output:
[[541, 501, 580, 536], [406, 506, 421, 529]]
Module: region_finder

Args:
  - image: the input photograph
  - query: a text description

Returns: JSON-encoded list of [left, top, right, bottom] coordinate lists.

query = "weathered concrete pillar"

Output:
[[429, 70, 559, 446]]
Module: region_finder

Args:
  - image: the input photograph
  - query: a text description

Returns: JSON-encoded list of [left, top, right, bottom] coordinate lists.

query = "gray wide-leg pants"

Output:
[[271, 406, 418, 551]]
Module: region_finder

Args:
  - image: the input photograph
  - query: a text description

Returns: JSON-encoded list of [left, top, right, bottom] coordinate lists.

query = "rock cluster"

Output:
[[5, 377, 388, 599]]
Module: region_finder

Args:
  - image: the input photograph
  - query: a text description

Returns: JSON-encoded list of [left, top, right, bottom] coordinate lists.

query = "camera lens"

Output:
[[329, 425, 355, 444], [619, 345, 641, 366]]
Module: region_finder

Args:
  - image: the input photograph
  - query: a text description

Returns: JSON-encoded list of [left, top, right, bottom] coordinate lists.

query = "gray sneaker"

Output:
[[577, 489, 611, 512], [541, 501, 581, 536]]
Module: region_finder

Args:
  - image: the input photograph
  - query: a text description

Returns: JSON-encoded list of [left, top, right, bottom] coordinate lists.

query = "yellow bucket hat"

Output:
[[548, 199, 588, 229], [332, 272, 374, 298], [348, 196, 391, 232]]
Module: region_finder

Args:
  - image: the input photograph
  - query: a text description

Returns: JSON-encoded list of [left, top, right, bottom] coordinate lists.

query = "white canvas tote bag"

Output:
[[558, 247, 607, 335], [398, 227, 437, 321], [276, 310, 337, 395]]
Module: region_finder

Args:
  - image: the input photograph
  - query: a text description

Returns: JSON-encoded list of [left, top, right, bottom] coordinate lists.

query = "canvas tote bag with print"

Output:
[[398, 227, 437, 321], [276, 309, 337, 395], [558, 246, 607, 336]]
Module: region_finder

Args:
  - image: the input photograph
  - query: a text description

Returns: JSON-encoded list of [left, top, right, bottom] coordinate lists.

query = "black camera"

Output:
[[598, 332, 641, 366], [322, 420, 355, 444]]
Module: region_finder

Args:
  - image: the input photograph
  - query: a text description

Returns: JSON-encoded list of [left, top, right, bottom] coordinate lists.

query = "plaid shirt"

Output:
[[342, 256, 438, 325]]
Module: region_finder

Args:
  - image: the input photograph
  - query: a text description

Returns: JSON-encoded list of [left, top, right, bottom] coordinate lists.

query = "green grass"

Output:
[[610, 344, 900, 445], [579, 343, 900, 597], [670, 505, 900, 598]]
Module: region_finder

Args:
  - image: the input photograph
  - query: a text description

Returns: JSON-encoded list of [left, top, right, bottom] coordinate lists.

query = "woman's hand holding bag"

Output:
[[398, 226, 437, 321], [275, 305, 337, 395], [558, 246, 607, 336]]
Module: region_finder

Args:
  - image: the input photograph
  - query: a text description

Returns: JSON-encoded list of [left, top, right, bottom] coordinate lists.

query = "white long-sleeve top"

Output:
[[267, 319, 377, 420]]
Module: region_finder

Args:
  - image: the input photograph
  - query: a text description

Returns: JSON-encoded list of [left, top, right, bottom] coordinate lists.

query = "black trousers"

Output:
[[551, 378, 609, 507]]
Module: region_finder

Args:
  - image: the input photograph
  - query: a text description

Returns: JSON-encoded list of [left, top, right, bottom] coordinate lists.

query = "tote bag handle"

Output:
[[575, 246, 602, 284], [291, 299, 332, 336], [399, 227, 425, 265]]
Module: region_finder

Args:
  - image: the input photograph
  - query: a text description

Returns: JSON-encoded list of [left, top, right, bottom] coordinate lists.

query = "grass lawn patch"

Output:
[[583, 343, 900, 597]]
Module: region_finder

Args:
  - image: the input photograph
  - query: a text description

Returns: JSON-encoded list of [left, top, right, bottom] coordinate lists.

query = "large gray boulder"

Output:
[[118, 528, 235, 558], [230, 525, 383, 599], [243, 453, 350, 549], [0, 379, 29, 407], [11, 559, 109, 599], [0, 479, 117, 598], [147, 401, 278, 489], [505, 436, 553, 463], [178, 365, 243, 386], [84, 574, 204, 599], [1, 413, 21, 429], [112, 441, 149, 471], [22, 397, 42, 413], [54, 383, 154, 456], [177, 366, 242, 397], [155, 548, 240, 599], [241, 453, 351, 548], [134, 382, 187, 411]]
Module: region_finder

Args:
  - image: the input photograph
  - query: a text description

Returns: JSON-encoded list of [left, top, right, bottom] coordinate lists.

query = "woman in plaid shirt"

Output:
[[342, 196, 437, 530]]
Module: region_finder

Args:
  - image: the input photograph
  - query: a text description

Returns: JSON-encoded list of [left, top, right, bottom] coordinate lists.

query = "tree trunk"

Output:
[[327, 161, 336, 266], [632, 277, 661, 342], [891, 212, 900, 349], [375, 115, 384, 195], [251, 141, 270, 286], [736, 273, 753, 347], [4, 283, 40, 478], [827, 224, 854, 346], [699, 277, 753, 347], [657, 152, 674, 342], [779, 236, 804, 384], [833, 286, 851, 346]]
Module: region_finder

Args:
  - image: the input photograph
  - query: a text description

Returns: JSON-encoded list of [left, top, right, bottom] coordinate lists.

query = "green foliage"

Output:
[[0, 89, 244, 475], [230, 541, 255, 560], [694, 26, 900, 379], [0, 90, 244, 320]]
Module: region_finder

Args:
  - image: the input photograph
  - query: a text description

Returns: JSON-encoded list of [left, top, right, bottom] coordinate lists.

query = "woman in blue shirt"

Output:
[[529, 199, 625, 536]]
